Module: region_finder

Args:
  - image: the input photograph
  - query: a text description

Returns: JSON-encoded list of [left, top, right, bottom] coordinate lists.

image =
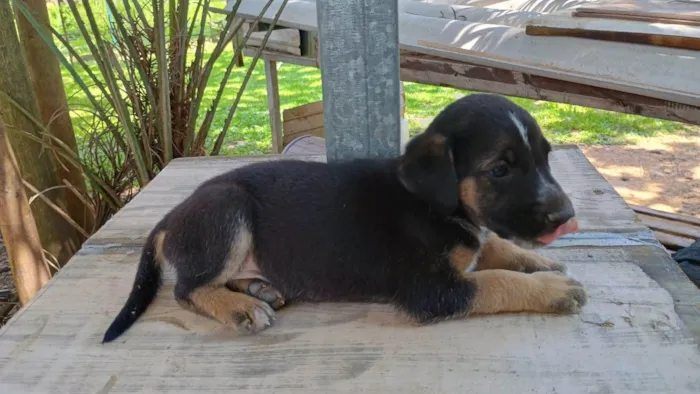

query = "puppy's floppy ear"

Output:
[[398, 132, 459, 215]]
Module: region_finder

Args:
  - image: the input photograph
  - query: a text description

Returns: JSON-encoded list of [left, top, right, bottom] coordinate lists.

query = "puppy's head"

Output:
[[398, 94, 577, 247]]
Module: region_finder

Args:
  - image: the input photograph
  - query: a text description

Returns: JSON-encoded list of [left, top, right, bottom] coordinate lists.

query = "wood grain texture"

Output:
[[399, 52, 700, 125], [631, 204, 700, 227], [264, 59, 283, 154], [526, 15, 700, 51], [282, 101, 324, 122], [283, 112, 324, 136], [234, 0, 700, 108], [573, 0, 700, 25], [0, 150, 699, 393], [282, 126, 325, 146]]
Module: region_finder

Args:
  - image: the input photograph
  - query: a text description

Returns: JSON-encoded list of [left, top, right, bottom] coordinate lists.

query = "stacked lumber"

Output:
[[631, 204, 700, 250], [282, 101, 325, 147], [242, 23, 302, 55]]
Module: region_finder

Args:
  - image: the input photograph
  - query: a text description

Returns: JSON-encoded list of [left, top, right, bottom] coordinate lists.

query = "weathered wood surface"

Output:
[[398, 1, 544, 27], [630, 204, 700, 250], [243, 26, 301, 55], [233, 0, 700, 107], [572, 0, 700, 26], [399, 51, 700, 125], [264, 59, 283, 154], [232, 1, 700, 126], [526, 15, 700, 51], [1, 148, 699, 393]]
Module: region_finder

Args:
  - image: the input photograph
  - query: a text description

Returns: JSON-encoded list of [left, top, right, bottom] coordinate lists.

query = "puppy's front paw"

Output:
[[231, 297, 276, 334], [531, 272, 587, 314], [519, 252, 568, 274]]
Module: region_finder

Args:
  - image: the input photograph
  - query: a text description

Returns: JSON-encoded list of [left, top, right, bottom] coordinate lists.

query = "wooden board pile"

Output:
[[631, 204, 700, 250]]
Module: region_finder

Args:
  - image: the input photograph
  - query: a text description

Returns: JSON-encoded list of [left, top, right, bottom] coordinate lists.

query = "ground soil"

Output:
[[580, 135, 700, 219], [0, 135, 698, 322]]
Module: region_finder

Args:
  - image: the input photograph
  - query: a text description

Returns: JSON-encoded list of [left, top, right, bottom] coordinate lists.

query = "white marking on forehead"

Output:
[[509, 111, 530, 149]]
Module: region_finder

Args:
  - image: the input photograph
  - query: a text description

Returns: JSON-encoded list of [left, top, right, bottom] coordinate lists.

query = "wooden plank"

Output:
[[247, 27, 301, 47], [264, 59, 283, 154], [282, 126, 325, 146], [573, 0, 700, 26], [283, 101, 324, 122], [234, 0, 700, 108], [242, 47, 318, 68], [636, 214, 700, 240], [246, 40, 301, 56], [526, 15, 700, 51], [653, 231, 694, 250], [399, 52, 700, 125], [284, 112, 324, 135], [572, 10, 700, 27], [1, 150, 700, 393], [397, 1, 543, 27], [631, 204, 700, 227], [245, 27, 302, 56], [238, 48, 700, 126]]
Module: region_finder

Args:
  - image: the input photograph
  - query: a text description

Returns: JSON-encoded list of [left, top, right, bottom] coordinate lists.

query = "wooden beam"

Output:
[[243, 47, 317, 67], [234, 0, 700, 107], [526, 15, 700, 51], [316, 0, 402, 160], [399, 53, 700, 126], [572, 0, 700, 27], [630, 204, 700, 227], [264, 59, 283, 154]]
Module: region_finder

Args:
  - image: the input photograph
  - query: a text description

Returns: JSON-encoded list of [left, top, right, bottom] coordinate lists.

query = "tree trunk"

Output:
[[0, 0, 80, 267], [14, 0, 95, 235], [0, 116, 51, 305]]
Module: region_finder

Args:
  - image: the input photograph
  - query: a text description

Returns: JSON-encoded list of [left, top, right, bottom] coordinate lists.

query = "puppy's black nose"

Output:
[[545, 206, 575, 228]]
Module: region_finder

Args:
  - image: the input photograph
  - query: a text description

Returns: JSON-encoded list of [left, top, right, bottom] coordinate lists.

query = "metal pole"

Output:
[[316, 0, 401, 161]]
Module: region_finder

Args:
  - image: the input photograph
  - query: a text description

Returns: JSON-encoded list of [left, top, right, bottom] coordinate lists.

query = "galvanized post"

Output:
[[316, 0, 401, 161]]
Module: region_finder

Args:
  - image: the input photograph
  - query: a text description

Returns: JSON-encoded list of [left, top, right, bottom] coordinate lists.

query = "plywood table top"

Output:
[[1, 147, 699, 393]]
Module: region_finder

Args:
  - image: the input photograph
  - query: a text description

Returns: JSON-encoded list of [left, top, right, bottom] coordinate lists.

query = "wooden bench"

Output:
[[1, 147, 698, 393]]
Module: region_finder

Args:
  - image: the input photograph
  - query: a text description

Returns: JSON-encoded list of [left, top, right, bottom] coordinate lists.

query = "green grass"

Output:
[[49, 3, 697, 156]]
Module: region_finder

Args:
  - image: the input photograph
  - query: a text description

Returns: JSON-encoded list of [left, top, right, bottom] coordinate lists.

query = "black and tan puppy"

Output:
[[103, 94, 585, 342]]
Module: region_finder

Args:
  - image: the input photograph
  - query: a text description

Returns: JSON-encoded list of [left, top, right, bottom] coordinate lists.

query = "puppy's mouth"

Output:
[[536, 217, 579, 246], [488, 217, 579, 250]]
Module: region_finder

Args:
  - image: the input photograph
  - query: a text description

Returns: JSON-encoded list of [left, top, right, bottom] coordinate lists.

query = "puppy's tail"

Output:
[[102, 233, 162, 343]]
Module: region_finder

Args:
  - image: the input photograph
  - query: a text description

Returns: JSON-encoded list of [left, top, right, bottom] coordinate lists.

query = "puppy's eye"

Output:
[[488, 162, 510, 178]]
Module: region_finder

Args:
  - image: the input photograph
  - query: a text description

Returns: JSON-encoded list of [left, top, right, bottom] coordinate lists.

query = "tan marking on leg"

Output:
[[465, 270, 586, 315], [459, 178, 479, 214], [153, 231, 168, 266], [449, 245, 478, 273], [214, 225, 254, 284], [477, 231, 567, 273], [186, 286, 274, 333], [218, 224, 286, 310]]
